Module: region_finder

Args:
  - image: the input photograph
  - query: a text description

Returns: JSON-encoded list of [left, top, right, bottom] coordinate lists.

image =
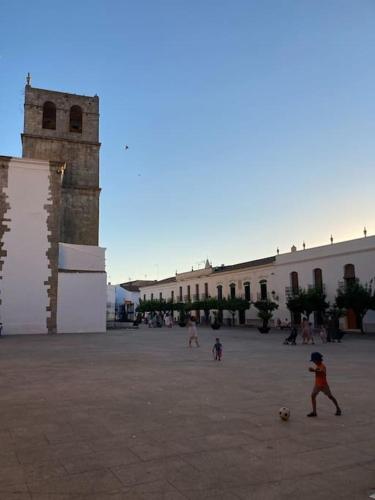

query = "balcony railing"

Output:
[[257, 292, 270, 301]]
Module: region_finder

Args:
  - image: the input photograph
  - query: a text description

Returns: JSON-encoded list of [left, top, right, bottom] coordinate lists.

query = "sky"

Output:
[[1, 0, 375, 283]]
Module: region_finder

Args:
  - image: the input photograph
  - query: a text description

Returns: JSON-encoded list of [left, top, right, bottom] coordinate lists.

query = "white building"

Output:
[[107, 280, 154, 323], [0, 156, 106, 334], [139, 237, 375, 331]]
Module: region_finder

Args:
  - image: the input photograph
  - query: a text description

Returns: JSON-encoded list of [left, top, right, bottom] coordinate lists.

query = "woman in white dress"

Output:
[[188, 315, 200, 347]]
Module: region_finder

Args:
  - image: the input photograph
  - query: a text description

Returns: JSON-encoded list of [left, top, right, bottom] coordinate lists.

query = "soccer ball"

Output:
[[279, 407, 290, 421]]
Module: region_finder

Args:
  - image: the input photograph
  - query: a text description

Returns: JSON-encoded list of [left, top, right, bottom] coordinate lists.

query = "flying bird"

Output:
[[124, 144, 129, 150]]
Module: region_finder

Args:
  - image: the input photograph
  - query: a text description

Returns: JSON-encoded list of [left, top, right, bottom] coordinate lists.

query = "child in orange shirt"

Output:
[[307, 352, 341, 417]]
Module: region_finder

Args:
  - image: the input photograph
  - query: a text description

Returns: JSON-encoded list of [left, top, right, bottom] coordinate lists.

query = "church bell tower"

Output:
[[21, 77, 100, 246]]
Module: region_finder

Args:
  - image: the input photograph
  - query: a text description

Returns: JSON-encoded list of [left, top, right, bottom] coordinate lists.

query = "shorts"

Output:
[[312, 384, 332, 397]]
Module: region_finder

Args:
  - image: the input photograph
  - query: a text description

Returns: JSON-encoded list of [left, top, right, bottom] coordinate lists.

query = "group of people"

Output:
[[284, 317, 344, 345], [144, 312, 173, 328]]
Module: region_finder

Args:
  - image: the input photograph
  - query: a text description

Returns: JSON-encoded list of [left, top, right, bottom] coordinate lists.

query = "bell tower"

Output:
[[21, 78, 100, 245]]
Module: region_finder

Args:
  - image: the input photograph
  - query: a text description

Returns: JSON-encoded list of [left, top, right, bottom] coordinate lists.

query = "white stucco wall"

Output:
[[273, 237, 375, 329], [59, 243, 105, 271], [1, 158, 51, 334], [107, 284, 116, 321], [57, 272, 107, 333]]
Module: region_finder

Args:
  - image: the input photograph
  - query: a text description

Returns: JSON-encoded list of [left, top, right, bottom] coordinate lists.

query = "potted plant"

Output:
[[254, 299, 279, 333]]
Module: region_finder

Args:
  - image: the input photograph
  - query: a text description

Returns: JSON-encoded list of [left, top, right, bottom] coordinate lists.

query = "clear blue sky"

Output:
[[1, 0, 374, 282]]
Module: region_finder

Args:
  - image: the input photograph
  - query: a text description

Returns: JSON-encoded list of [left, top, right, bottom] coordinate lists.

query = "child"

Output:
[[307, 352, 341, 417], [319, 325, 327, 343], [212, 338, 222, 361]]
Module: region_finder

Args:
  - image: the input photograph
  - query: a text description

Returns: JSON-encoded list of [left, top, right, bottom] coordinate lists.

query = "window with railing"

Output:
[[204, 282, 209, 298], [171, 290, 174, 302], [187, 285, 191, 301], [179, 286, 183, 301], [151, 293, 154, 300], [229, 283, 236, 299], [217, 285, 223, 300]]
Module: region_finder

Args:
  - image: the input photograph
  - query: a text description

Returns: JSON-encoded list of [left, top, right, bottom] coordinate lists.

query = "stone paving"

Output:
[[0, 326, 374, 500]]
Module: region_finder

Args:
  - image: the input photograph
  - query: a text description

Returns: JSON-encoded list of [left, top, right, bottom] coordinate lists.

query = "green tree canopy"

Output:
[[253, 299, 279, 329], [336, 280, 375, 332]]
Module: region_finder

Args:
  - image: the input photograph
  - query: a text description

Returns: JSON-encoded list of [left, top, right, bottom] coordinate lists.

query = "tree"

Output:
[[137, 299, 166, 313], [253, 299, 279, 332], [286, 288, 328, 324], [286, 291, 305, 323], [304, 287, 329, 323], [221, 297, 250, 326], [335, 280, 375, 333]]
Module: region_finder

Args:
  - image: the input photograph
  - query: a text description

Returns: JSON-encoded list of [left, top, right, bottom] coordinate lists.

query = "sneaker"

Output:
[[307, 412, 317, 417], [335, 409, 342, 416]]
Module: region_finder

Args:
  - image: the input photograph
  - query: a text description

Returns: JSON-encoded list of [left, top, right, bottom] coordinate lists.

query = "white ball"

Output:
[[279, 407, 290, 421]]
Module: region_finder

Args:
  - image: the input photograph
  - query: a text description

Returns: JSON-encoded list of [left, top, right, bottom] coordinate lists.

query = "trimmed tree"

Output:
[[335, 280, 375, 333], [286, 288, 328, 324], [221, 297, 251, 326], [253, 299, 279, 333]]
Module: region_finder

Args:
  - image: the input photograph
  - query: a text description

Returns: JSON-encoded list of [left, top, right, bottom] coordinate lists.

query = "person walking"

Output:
[[188, 315, 200, 347]]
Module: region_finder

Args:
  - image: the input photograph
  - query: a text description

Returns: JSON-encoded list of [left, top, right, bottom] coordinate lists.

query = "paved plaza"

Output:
[[0, 326, 374, 500]]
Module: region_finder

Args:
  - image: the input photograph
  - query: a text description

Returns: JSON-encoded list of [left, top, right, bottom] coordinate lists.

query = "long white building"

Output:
[[139, 236, 375, 331]]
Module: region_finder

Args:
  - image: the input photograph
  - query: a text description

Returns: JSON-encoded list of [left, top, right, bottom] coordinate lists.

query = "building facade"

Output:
[[139, 237, 375, 331]]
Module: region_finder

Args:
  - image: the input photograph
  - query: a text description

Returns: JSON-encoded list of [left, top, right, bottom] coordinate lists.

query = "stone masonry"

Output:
[[21, 84, 101, 246], [45, 161, 65, 334], [0, 156, 10, 308]]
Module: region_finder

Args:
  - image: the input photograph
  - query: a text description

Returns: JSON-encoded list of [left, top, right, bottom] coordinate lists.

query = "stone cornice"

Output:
[[21, 133, 101, 148]]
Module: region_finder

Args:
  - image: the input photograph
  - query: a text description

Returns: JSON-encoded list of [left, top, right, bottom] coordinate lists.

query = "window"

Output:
[[151, 293, 154, 300], [42, 101, 56, 130], [217, 285, 223, 300], [290, 272, 299, 294], [313, 268, 323, 290], [187, 285, 191, 301], [204, 282, 209, 298], [69, 105, 82, 133], [244, 282, 251, 301], [195, 283, 199, 299], [344, 264, 355, 279], [143, 294, 146, 301], [171, 290, 174, 302], [260, 280, 267, 300], [159, 292, 162, 300], [229, 283, 236, 299], [179, 286, 183, 301]]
